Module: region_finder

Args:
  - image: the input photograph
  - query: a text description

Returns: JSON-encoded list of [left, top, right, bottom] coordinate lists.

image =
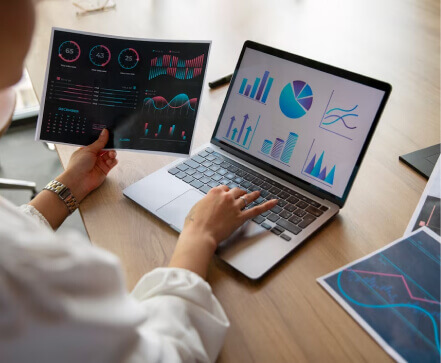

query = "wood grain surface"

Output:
[[26, 0, 440, 361]]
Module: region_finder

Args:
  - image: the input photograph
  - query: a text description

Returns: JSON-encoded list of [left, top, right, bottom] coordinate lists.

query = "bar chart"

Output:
[[238, 71, 274, 104], [223, 114, 260, 150], [143, 122, 186, 141], [260, 132, 298, 165]]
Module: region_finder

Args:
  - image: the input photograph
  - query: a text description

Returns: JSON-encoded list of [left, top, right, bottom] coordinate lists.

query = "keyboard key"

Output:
[[193, 172, 204, 179], [182, 175, 194, 184], [276, 219, 302, 235], [280, 234, 292, 241], [267, 213, 280, 222], [255, 196, 265, 204], [249, 184, 260, 192], [220, 161, 230, 168], [191, 155, 205, 163], [261, 182, 272, 190], [200, 177, 211, 184], [279, 210, 292, 219], [287, 196, 299, 204], [284, 203, 296, 212], [293, 208, 307, 217], [288, 215, 302, 224], [234, 177, 243, 184], [212, 174, 222, 182], [296, 201, 309, 209], [199, 185, 211, 194], [209, 164, 220, 172], [261, 222, 271, 230], [177, 163, 189, 171], [227, 182, 239, 189], [198, 151, 209, 158], [197, 166, 207, 173], [176, 171, 187, 179], [225, 173, 235, 179], [228, 166, 238, 173], [320, 205, 329, 212], [168, 167, 179, 175], [298, 214, 316, 228], [212, 158, 223, 165], [241, 180, 252, 188], [236, 170, 246, 177], [305, 205, 323, 217], [253, 178, 264, 186], [309, 200, 322, 208], [204, 170, 215, 177], [186, 169, 196, 176], [260, 190, 270, 198], [190, 180, 204, 189], [261, 210, 270, 217], [278, 191, 291, 199], [218, 168, 227, 176], [185, 159, 199, 168], [271, 227, 283, 235], [252, 215, 265, 224], [269, 186, 281, 195], [206, 154, 216, 161], [271, 205, 283, 214], [205, 147, 214, 153], [277, 200, 288, 207], [202, 161, 212, 168], [208, 181, 220, 188], [220, 178, 230, 185]]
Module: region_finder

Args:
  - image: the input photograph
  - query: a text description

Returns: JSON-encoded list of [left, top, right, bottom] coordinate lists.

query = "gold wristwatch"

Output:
[[43, 180, 79, 214]]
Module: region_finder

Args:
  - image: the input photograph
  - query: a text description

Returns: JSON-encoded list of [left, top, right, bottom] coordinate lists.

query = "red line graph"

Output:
[[347, 269, 440, 305], [419, 205, 436, 227]]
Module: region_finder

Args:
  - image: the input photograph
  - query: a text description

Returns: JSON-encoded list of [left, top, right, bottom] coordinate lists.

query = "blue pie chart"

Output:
[[279, 80, 313, 119]]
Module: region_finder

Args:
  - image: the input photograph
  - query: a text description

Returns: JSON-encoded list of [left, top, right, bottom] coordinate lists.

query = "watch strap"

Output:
[[43, 180, 79, 214]]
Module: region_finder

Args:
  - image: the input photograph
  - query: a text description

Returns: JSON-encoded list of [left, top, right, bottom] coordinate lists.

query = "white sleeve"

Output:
[[19, 204, 51, 229], [130, 268, 230, 363]]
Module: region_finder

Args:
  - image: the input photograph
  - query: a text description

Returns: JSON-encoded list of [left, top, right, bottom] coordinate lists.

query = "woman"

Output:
[[0, 1, 277, 362]]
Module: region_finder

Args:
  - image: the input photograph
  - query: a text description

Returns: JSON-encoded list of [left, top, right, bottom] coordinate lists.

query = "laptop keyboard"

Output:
[[168, 147, 329, 241]]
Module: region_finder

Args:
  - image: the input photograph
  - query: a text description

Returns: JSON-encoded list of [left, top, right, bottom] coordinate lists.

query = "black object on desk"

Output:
[[208, 74, 232, 89], [399, 144, 440, 179]]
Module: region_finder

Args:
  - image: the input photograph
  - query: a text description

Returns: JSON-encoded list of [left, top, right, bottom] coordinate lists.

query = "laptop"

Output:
[[124, 41, 392, 279]]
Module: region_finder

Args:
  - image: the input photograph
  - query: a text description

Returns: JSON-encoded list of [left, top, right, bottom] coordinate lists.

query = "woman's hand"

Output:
[[29, 129, 118, 230], [57, 129, 118, 203], [169, 185, 278, 279]]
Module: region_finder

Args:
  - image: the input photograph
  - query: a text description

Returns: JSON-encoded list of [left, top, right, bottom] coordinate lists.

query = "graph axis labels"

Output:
[[222, 114, 260, 150], [301, 139, 336, 188], [319, 90, 359, 141]]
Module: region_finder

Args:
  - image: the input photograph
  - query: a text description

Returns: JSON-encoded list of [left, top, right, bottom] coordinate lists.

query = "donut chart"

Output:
[[279, 80, 313, 119], [118, 48, 139, 69], [58, 41, 81, 63], [89, 45, 111, 67]]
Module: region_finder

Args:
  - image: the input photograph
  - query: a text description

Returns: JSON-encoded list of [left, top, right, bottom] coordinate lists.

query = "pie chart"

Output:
[[279, 80, 313, 119]]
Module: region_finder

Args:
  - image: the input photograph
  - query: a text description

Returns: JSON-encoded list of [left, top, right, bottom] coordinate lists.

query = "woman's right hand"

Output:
[[168, 186, 278, 279]]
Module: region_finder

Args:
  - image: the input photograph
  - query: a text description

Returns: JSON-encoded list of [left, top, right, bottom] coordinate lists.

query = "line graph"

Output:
[[320, 229, 441, 362], [143, 94, 197, 112], [346, 269, 441, 305], [319, 90, 359, 140]]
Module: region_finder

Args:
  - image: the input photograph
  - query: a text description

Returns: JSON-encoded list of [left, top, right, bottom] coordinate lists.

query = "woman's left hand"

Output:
[[58, 129, 118, 202]]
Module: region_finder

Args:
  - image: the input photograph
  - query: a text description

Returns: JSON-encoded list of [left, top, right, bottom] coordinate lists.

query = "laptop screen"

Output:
[[212, 42, 391, 205]]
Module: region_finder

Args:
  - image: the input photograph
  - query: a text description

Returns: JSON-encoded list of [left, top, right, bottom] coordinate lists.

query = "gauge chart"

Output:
[[89, 45, 111, 67], [118, 48, 139, 70], [58, 41, 81, 63], [279, 80, 313, 119]]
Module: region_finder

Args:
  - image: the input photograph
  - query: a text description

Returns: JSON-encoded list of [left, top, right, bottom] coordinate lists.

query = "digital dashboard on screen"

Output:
[[36, 28, 210, 155], [214, 47, 386, 198]]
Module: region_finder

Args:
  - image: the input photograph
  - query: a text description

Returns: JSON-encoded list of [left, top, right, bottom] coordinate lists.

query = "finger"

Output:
[[242, 199, 278, 220], [100, 150, 116, 162], [244, 190, 261, 204], [229, 187, 247, 199], [106, 158, 118, 170], [216, 185, 229, 192], [96, 157, 112, 175], [87, 129, 109, 153], [233, 190, 258, 209]]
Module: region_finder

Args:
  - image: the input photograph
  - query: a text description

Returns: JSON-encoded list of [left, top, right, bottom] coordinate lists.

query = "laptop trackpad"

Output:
[[156, 189, 204, 232]]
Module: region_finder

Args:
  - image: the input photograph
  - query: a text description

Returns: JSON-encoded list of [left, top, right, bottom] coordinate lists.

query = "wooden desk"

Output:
[[27, 0, 439, 361]]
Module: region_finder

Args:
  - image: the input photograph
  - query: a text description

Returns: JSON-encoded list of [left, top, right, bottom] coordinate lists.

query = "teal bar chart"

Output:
[[238, 71, 274, 104], [260, 131, 298, 165]]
